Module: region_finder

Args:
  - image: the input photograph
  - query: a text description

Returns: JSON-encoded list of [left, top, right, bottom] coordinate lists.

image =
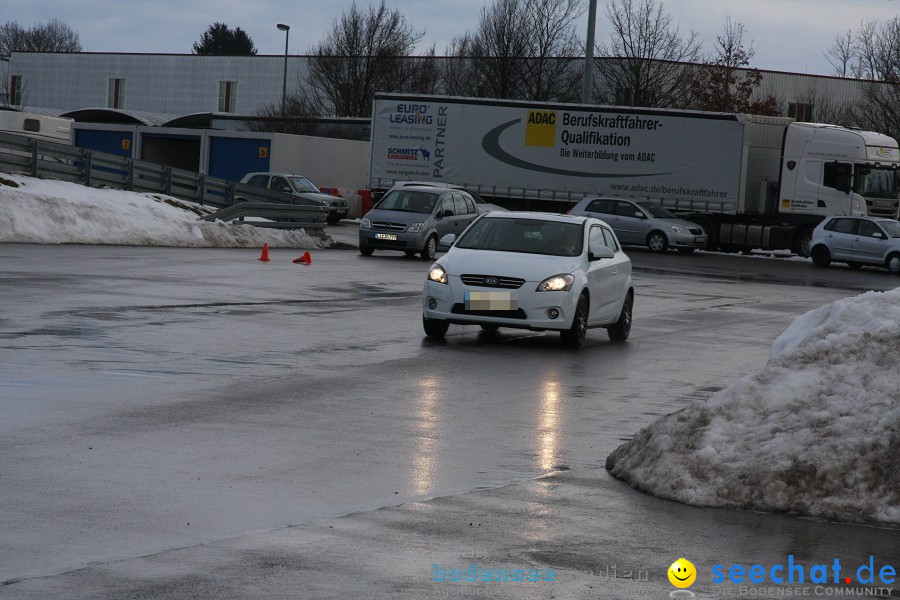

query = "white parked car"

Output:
[[422, 212, 634, 347], [239, 172, 348, 224]]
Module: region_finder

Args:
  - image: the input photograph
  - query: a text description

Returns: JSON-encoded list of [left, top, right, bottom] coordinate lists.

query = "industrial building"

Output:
[[0, 51, 879, 192]]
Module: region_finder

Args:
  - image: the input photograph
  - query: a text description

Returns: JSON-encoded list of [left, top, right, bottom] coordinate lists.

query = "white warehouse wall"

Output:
[[271, 133, 370, 190]]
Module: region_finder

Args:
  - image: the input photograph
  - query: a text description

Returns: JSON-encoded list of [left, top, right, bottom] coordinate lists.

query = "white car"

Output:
[[422, 212, 634, 347], [239, 172, 348, 224]]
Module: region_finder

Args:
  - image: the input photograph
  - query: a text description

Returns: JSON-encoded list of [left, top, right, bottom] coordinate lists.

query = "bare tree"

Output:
[[245, 99, 370, 140], [522, 0, 584, 101], [792, 86, 853, 127], [467, 0, 532, 100], [455, 0, 584, 101], [439, 35, 480, 96], [854, 19, 882, 80], [824, 30, 858, 77], [299, 0, 426, 117], [0, 19, 82, 54], [689, 18, 778, 115], [843, 17, 900, 140], [594, 0, 702, 108]]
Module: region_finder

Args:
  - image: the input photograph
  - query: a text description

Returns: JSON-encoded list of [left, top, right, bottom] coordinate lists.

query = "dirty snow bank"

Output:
[[606, 288, 900, 527], [0, 172, 329, 248]]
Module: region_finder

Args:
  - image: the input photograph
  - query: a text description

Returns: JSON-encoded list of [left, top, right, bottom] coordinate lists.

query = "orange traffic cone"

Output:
[[293, 251, 312, 265], [258, 243, 270, 262]]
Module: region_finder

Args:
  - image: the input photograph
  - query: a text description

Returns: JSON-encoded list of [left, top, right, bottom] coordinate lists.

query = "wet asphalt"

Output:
[[1, 227, 898, 599]]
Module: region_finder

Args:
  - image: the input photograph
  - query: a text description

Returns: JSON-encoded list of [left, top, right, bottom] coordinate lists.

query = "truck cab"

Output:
[[779, 123, 900, 221]]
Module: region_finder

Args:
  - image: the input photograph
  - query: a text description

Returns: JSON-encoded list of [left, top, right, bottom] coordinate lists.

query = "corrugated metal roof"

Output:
[[60, 107, 179, 126], [12, 105, 68, 117]]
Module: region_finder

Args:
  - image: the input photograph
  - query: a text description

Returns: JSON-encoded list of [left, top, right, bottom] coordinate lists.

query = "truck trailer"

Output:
[[369, 94, 900, 255], [0, 109, 73, 144]]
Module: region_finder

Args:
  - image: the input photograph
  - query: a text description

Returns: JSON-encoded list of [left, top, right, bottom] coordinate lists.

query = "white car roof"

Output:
[[481, 211, 590, 224], [246, 172, 311, 178]]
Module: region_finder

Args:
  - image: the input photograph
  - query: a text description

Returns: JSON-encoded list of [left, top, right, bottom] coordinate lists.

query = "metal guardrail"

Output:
[[0, 131, 327, 231], [200, 202, 326, 229]]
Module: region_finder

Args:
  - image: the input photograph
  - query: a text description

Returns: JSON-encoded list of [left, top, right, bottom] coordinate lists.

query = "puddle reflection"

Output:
[[411, 375, 441, 495]]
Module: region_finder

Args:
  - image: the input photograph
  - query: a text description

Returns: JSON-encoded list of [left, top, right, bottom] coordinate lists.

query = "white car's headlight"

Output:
[[360, 218, 371, 228], [670, 225, 688, 234], [428, 264, 448, 284], [537, 274, 574, 292], [321, 199, 332, 207], [408, 222, 426, 233]]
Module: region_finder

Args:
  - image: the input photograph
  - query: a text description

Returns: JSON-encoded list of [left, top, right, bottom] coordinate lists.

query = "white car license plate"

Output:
[[375, 233, 398, 241], [465, 291, 517, 311]]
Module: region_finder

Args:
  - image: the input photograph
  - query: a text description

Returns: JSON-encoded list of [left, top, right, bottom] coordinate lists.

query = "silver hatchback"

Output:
[[569, 197, 707, 253], [810, 216, 900, 273]]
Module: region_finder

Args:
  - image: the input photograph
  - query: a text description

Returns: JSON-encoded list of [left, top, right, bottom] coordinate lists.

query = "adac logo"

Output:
[[668, 558, 697, 598], [524, 110, 557, 147]]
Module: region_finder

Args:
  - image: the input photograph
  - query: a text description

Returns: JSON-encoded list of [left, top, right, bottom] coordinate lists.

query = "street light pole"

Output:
[[276, 23, 290, 114], [582, 0, 597, 104]]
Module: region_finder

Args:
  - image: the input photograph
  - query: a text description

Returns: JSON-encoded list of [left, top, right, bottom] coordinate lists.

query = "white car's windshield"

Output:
[[456, 218, 583, 257], [289, 177, 320, 193], [376, 190, 438, 214]]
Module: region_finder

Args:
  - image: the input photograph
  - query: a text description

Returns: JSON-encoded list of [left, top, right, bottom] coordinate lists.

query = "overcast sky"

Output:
[[7, 0, 899, 75]]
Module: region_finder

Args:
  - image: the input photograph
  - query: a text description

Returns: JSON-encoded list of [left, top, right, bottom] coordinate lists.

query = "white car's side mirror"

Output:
[[439, 233, 456, 247], [589, 245, 615, 261]]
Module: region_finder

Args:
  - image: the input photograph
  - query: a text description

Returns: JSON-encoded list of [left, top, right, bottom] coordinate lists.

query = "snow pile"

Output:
[[0, 172, 329, 248], [607, 288, 900, 527]]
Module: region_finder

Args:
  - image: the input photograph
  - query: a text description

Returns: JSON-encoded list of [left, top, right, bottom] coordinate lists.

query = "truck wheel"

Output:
[[359, 244, 374, 256], [608, 291, 633, 342], [646, 231, 668, 253], [423, 316, 449, 338], [887, 253, 900, 274], [793, 228, 814, 258], [560, 295, 588, 348], [811, 245, 831, 267], [420, 235, 437, 261]]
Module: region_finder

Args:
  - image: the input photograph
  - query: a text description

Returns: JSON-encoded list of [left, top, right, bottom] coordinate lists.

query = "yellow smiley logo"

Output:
[[668, 558, 697, 588]]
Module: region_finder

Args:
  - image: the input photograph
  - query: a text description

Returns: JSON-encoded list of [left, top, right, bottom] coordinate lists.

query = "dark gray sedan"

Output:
[[359, 186, 480, 260]]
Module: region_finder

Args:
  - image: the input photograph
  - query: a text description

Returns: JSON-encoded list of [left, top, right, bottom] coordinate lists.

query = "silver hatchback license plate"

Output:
[[375, 233, 398, 241], [465, 291, 518, 311]]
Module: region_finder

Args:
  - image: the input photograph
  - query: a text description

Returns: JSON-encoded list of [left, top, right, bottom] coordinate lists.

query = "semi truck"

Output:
[[369, 93, 900, 255]]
